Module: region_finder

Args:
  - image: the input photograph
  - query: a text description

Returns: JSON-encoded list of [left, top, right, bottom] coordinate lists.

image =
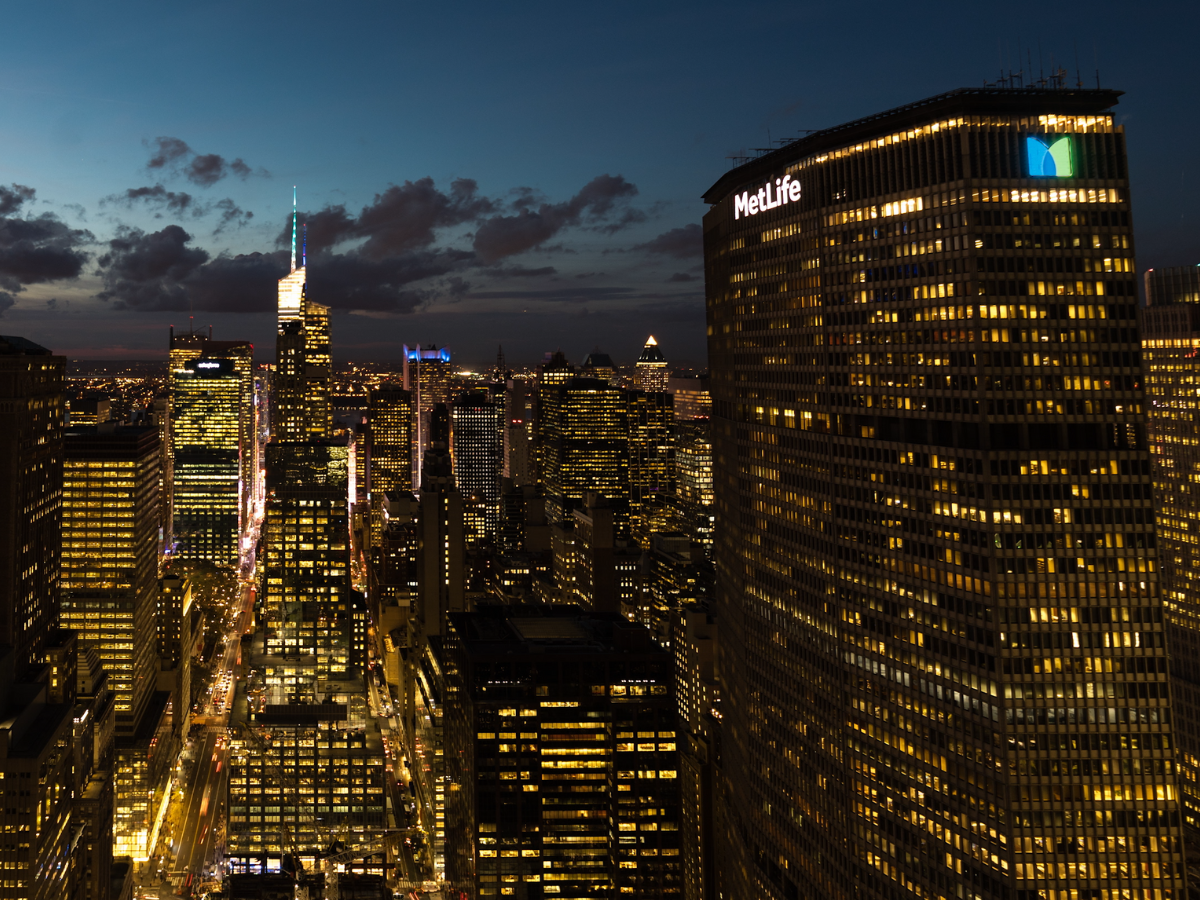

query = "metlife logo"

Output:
[[733, 173, 801, 220]]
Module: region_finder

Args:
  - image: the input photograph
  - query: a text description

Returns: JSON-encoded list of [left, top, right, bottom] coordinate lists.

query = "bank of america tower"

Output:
[[703, 87, 1182, 899]]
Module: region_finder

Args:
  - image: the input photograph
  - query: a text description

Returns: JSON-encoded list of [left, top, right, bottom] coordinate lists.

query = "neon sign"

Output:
[[196, 361, 220, 369], [733, 174, 801, 220], [1026, 135, 1073, 178]]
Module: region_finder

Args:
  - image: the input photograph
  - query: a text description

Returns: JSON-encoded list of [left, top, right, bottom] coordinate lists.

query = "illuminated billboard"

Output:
[[1026, 135, 1073, 178]]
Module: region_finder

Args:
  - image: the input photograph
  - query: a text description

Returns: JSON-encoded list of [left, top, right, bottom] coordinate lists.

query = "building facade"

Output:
[[171, 357, 242, 566], [1142, 267, 1200, 834], [444, 607, 682, 899], [61, 425, 161, 734], [367, 383, 413, 548], [451, 390, 505, 541], [704, 87, 1180, 899]]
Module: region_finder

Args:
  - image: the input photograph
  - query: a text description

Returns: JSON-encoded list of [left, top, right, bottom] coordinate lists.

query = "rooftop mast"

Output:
[[290, 186, 298, 273]]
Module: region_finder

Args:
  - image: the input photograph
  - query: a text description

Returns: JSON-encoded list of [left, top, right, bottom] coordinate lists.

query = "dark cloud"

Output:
[[0, 184, 92, 310], [106, 185, 196, 214], [146, 137, 190, 170], [144, 137, 267, 187], [280, 178, 495, 258], [96, 225, 210, 309], [473, 175, 640, 263], [94, 223, 465, 315], [213, 199, 253, 234], [467, 286, 636, 303], [0, 184, 35, 216], [637, 224, 702, 259], [667, 272, 697, 282], [104, 186, 252, 233], [489, 265, 557, 278]]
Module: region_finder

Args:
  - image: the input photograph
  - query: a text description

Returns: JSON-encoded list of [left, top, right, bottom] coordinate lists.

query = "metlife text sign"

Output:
[[733, 174, 801, 220]]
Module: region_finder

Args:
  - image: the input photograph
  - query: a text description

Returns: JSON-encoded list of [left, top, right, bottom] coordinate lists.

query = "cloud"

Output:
[[106, 185, 197, 215], [489, 265, 557, 278], [473, 175, 641, 263], [104, 186, 252, 233], [0, 184, 92, 311], [213, 199, 253, 234], [667, 272, 697, 282], [637, 223, 702, 259], [94, 223, 467, 315], [144, 136, 267, 187], [0, 184, 36, 216], [281, 177, 496, 257], [146, 137, 190, 170]]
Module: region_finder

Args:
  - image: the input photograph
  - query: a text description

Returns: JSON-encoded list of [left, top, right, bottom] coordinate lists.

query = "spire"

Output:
[[290, 186, 298, 273], [302, 222, 307, 269]]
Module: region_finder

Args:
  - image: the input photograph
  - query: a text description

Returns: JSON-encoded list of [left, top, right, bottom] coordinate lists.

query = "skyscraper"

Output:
[[367, 382, 413, 548], [635, 335, 669, 392], [541, 377, 630, 534], [171, 356, 241, 566], [61, 425, 161, 733], [444, 606, 682, 899], [274, 200, 331, 442], [0, 335, 65, 676], [404, 344, 452, 487], [1142, 266, 1200, 831], [704, 87, 1179, 899], [260, 439, 352, 678], [451, 390, 504, 541], [627, 389, 676, 545], [168, 327, 256, 529]]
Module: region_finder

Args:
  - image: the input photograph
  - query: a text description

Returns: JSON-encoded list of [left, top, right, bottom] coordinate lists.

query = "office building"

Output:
[[260, 439, 352, 678], [274, 229, 331, 441], [581, 349, 617, 385], [226, 701, 387, 876], [703, 87, 1178, 898], [443, 606, 682, 899], [159, 572, 194, 721], [667, 374, 711, 421], [404, 344, 453, 486], [534, 350, 576, 484], [169, 327, 256, 530], [541, 377, 630, 533], [674, 419, 714, 555], [628, 389, 676, 545], [504, 376, 535, 487], [367, 383, 413, 548], [171, 356, 241, 566], [0, 647, 77, 900], [0, 335, 65, 677], [451, 390, 505, 541], [635, 336, 669, 392], [1142, 267, 1200, 832], [61, 425, 161, 734], [68, 394, 111, 426]]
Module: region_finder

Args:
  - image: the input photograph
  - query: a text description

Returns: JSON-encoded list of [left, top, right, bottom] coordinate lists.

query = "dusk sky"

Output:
[[1, 0, 1197, 367]]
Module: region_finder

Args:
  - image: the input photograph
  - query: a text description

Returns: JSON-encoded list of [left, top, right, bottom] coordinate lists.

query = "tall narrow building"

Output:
[[0, 335, 65, 676], [404, 344, 453, 488], [704, 87, 1180, 899], [627, 389, 676, 545], [366, 383, 413, 548], [61, 425, 161, 734], [274, 196, 331, 442], [542, 376, 631, 534], [171, 357, 241, 566], [1142, 265, 1200, 833], [450, 390, 504, 541], [260, 439, 352, 678]]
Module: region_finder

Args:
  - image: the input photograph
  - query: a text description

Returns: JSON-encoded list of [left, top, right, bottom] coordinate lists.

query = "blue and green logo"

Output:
[[1026, 135, 1073, 178]]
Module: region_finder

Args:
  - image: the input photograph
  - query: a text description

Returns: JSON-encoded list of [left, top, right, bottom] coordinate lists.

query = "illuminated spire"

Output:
[[290, 186, 297, 273], [302, 222, 307, 269]]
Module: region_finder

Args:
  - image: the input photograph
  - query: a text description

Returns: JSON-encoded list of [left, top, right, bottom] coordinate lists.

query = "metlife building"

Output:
[[703, 88, 1180, 900]]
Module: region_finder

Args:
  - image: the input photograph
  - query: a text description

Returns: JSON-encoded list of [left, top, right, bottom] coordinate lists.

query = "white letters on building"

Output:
[[733, 174, 802, 220]]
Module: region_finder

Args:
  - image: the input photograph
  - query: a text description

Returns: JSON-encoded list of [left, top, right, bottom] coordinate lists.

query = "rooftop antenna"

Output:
[[290, 186, 297, 273], [1074, 42, 1082, 88]]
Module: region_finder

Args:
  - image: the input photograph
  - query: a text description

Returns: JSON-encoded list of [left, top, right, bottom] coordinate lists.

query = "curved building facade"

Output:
[[703, 87, 1183, 900]]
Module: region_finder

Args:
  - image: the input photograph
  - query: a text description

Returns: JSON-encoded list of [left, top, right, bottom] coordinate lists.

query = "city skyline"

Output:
[[0, 2, 1197, 364]]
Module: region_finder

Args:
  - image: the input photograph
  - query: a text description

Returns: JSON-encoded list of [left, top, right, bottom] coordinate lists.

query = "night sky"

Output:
[[1, 0, 1197, 368]]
